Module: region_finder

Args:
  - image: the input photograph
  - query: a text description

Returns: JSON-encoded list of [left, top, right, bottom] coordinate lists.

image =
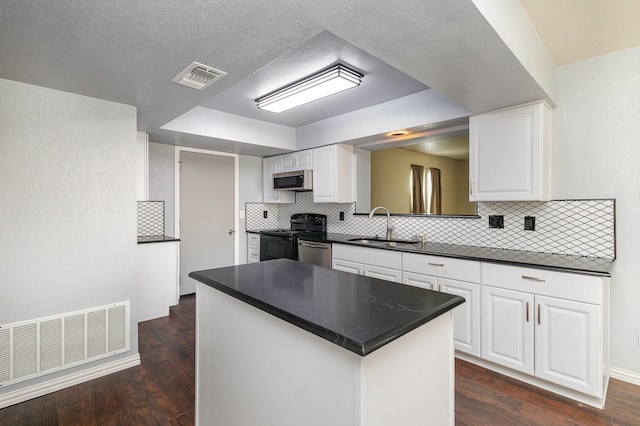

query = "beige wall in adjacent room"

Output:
[[371, 148, 475, 215]]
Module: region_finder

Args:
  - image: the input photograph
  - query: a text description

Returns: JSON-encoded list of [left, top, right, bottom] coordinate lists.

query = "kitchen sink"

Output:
[[347, 238, 419, 247]]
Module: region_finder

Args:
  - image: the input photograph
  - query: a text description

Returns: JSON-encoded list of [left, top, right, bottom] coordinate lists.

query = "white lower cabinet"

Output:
[[481, 263, 606, 401], [401, 271, 438, 290], [137, 241, 179, 322], [332, 258, 363, 275], [332, 244, 401, 282], [535, 295, 602, 396], [332, 243, 609, 406], [481, 285, 534, 374], [402, 254, 481, 357], [440, 278, 481, 357], [363, 264, 403, 282], [247, 232, 260, 263]]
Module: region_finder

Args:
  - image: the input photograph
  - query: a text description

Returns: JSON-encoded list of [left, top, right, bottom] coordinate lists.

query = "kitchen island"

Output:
[[189, 259, 465, 426]]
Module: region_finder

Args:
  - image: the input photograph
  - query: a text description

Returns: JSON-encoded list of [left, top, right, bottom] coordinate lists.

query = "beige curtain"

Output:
[[410, 164, 426, 214], [429, 167, 441, 214]]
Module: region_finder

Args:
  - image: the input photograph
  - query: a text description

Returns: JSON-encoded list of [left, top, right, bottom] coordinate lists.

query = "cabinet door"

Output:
[[263, 157, 294, 203], [312, 144, 354, 203], [363, 265, 402, 283], [440, 279, 481, 357], [535, 295, 602, 397], [481, 286, 534, 374], [469, 101, 550, 201], [278, 154, 296, 172], [402, 272, 438, 291], [295, 150, 313, 169], [332, 259, 363, 275]]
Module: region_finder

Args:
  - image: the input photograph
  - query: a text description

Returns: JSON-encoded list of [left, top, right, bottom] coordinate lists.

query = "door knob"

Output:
[[228, 229, 235, 235]]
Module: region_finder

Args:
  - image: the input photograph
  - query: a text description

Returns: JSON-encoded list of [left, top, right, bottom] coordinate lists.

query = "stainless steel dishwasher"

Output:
[[297, 240, 332, 268]]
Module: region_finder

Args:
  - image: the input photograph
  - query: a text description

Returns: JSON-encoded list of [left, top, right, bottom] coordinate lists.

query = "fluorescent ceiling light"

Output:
[[256, 64, 362, 113]]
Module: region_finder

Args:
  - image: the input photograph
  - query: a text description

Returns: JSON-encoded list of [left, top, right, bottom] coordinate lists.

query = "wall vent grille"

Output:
[[171, 62, 227, 90], [0, 301, 130, 388]]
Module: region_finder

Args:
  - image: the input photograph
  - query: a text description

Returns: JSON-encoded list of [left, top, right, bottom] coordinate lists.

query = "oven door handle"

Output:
[[298, 242, 330, 249], [261, 234, 292, 242]]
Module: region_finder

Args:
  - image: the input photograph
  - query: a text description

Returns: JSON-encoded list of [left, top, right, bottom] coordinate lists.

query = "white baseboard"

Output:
[[0, 353, 141, 409], [610, 366, 640, 386]]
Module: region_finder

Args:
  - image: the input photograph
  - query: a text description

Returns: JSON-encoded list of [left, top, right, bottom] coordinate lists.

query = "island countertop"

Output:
[[189, 258, 464, 356]]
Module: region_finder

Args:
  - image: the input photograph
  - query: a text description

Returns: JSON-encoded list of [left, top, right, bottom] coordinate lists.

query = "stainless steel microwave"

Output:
[[273, 170, 313, 191]]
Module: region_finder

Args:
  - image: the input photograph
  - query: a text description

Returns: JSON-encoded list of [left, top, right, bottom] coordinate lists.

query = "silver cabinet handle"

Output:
[[298, 242, 329, 249], [521, 275, 546, 282], [428, 262, 445, 267], [537, 304, 541, 325], [526, 302, 529, 322]]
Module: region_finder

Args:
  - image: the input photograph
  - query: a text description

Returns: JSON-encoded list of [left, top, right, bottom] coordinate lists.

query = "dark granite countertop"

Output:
[[137, 235, 180, 244], [189, 259, 464, 356], [298, 233, 614, 277]]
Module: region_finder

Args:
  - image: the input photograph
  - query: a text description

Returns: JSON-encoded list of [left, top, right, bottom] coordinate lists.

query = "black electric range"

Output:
[[260, 213, 327, 261]]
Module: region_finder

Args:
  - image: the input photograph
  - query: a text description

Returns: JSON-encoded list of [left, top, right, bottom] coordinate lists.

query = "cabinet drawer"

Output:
[[248, 247, 260, 263], [248, 233, 260, 245], [481, 263, 603, 305], [403, 253, 479, 283], [333, 244, 402, 270]]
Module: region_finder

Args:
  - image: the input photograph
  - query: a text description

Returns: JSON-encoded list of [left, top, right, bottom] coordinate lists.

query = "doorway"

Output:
[[176, 148, 237, 296]]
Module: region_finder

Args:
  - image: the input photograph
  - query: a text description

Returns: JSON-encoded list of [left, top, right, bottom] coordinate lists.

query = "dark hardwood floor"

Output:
[[2, 294, 639, 425]]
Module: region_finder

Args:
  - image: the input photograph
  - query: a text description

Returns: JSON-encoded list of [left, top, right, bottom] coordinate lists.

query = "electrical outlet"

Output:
[[339, 211, 345, 221], [524, 216, 536, 231], [263, 210, 268, 219], [489, 215, 504, 229]]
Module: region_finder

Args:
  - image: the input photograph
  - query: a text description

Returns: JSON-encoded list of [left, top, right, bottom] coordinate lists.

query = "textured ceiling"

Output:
[[3, 0, 631, 155]]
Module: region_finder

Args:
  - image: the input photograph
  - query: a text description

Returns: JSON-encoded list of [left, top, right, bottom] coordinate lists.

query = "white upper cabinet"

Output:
[[469, 101, 551, 201], [263, 157, 294, 203], [279, 149, 313, 172], [312, 144, 355, 203]]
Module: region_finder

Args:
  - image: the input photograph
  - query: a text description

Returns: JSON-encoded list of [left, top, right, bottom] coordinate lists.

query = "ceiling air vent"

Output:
[[171, 62, 227, 90]]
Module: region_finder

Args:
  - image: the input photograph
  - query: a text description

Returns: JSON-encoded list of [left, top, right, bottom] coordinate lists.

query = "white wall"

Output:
[[238, 155, 264, 264], [0, 79, 138, 391], [148, 142, 176, 236], [552, 47, 640, 374]]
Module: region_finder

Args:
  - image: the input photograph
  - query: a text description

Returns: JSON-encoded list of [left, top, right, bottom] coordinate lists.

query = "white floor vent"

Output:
[[0, 301, 129, 388]]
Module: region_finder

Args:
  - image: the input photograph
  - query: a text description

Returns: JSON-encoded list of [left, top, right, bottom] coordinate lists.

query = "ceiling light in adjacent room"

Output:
[[256, 64, 362, 113], [386, 129, 409, 137]]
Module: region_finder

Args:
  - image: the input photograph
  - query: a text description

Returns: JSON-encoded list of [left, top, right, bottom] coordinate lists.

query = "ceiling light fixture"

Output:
[[256, 64, 362, 113], [386, 130, 409, 137]]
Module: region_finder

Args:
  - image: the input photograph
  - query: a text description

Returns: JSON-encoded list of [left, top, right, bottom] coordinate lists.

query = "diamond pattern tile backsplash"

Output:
[[246, 193, 615, 259], [137, 201, 165, 237]]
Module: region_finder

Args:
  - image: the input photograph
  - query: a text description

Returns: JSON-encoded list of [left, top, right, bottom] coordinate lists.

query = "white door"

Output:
[[535, 295, 602, 397], [481, 285, 534, 374], [180, 151, 235, 295]]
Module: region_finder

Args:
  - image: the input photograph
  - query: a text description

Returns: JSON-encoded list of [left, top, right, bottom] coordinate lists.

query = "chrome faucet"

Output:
[[369, 206, 393, 240]]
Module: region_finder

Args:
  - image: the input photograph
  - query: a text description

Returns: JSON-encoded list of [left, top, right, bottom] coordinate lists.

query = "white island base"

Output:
[[196, 282, 455, 426]]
